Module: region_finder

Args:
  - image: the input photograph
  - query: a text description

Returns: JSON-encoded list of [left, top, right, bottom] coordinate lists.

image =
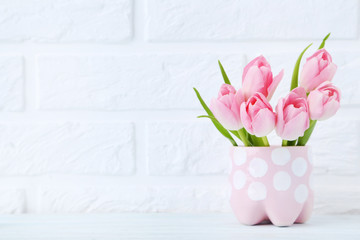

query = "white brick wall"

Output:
[[147, 121, 230, 175], [0, 56, 24, 111], [147, 0, 358, 40], [0, 123, 135, 175], [0, 0, 358, 214], [0, 0, 132, 42], [37, 54, 245, 110]]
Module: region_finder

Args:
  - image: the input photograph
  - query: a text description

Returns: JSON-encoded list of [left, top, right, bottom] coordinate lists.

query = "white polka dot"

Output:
[[273, 171, 292, 191], [247, 182, 267, 201], [233, 148, 247, 166], [271, 148, 291, 166], [233, 170, 246, 190], [248, 158, 268, 178], [294, 184, 309, 203], [292, 157, 308, 177], [309, 175, 314, 190]]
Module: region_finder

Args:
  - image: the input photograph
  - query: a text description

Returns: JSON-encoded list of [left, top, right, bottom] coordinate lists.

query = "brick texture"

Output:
[[0, 56, 24, 111], [0, 0, 132, 42], [0, 123, 135, 175], [147, 121, 230, 175], [37, 54, 245, 110], [147, 0, 358, 41]]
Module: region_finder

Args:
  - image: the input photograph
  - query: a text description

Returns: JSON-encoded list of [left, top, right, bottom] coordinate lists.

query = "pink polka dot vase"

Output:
[[230, 146, 313, 227]]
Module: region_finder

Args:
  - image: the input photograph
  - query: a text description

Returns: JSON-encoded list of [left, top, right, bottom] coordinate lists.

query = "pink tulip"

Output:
[[240, 92, 276, 137], [300, 49, 337, 92], [242, 55, 284, 100], [210, 84, 245, 130], [276, 87, 310, 140], [307, 81, 341, 121]]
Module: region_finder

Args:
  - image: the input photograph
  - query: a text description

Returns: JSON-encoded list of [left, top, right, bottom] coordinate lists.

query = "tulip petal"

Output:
[[276, 87, 309, 140], [267, 69, 284, 100], [318, 99, 340, 121], [284, 104, 302, 122], [308, 90, 325, 120], [218, 84, 236, 98], [210, 99, 242, 130], [291, 87, 307, 99], [242, 55, 269, 81], [300, 58, 320, 91], [308, 81, 341, 120], [219, 94, 234, 108], [240, 102, 253, 134], [232, 90, 245, 117], [252, 108, 276, 137], [275, 98, 286, 136], [300, 49, 336, 92], [318, 62, 337, 82], [292, 43, 313, 91], [282, 112, 309, 140], [193, 88, 238, 146], [256, 92, 273, 110], [242, 66, 266, 100]]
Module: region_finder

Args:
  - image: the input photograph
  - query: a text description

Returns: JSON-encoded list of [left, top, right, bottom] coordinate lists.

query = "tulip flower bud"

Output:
[[242, 56, 284, 101], [240, 92, 276, 137], [210, 84, 245, 130], [308, 81, 340, 121], [300, 49, 337, 92], [275, 87, 310, 140]]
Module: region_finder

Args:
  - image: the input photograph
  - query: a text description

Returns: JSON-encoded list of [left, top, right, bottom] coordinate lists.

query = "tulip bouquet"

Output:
[[194, 33, 340, 147]]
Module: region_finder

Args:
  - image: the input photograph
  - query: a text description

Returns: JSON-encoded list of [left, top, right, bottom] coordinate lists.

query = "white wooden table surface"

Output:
[[0, 214, 359, 240]]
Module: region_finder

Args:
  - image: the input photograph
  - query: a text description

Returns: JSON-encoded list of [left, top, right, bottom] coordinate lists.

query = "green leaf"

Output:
[[290, 43, 313, 90], [193, 88, 238, 146], [218, 60, 231, 85], [197, 115, 216, 120], [260, 136, 270, 147], [297, 120, 317, 146], [318, 33, 331, 49], [193, 88, 214, 117], [208, 119, 238, 146], [229, 130, 243, 142]]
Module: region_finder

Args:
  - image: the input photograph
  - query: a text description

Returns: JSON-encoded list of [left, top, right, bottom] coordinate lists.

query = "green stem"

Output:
[[288, 140, 297, 146], [261, 136, 270, 147], [249, 135, 261, 146], [244, 130, 254, 146], [238, 129, 252, 147], [231, 129, 255, 146], [297, 120, 317, 146], [282, 140, 296, 146], [229, 130, 242, 143], [247, 135, 269, 147]]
